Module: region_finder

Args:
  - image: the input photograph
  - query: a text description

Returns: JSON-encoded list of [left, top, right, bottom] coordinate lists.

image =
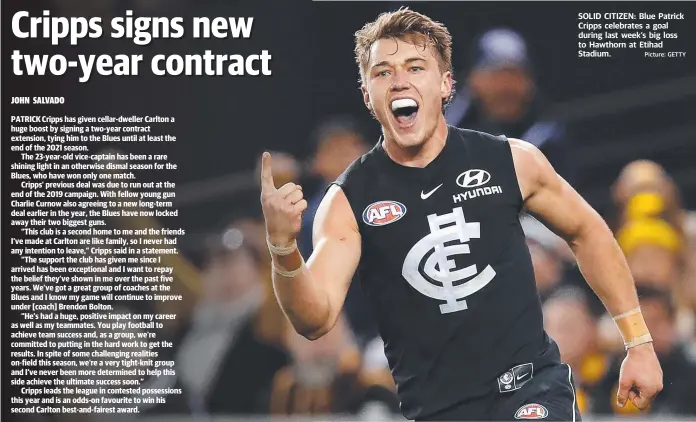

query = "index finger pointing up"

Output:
[[260, 152, 275, 191]]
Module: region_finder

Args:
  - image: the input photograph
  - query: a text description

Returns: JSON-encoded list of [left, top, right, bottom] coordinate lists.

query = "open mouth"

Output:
[[391, 98, 419, 127]]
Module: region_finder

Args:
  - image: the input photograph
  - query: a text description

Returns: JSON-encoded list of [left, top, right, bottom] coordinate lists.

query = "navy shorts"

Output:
[[417, 363, 581, 421], [492, 363, 582, 421]]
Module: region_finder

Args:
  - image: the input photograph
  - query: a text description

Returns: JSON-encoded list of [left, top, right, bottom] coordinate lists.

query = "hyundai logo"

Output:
[[456, 169, 491, 188]]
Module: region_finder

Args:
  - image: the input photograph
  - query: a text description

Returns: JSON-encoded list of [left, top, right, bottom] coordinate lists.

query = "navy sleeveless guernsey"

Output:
[[332, 126, 562, 420]]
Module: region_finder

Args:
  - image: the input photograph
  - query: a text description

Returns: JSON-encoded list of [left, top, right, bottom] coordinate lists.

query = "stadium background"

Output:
[[5, 0, 696, 421]]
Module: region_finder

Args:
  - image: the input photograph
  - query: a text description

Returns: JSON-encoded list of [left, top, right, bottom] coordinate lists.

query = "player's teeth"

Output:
[[391, 98, 417, 111]]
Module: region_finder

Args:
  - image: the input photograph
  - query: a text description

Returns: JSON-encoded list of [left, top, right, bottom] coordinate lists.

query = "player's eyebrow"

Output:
[[371, 57, 426, 70]]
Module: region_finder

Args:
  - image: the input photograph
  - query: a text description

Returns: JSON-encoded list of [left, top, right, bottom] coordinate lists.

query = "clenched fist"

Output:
[[260, 152, 308, 247], [616, 342, 663, 410]]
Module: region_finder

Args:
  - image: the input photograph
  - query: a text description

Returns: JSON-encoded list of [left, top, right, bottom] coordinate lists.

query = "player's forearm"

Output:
[[570, 219, 654, 347], [570, 219, 640, 316], [271, 249, 332, 339]]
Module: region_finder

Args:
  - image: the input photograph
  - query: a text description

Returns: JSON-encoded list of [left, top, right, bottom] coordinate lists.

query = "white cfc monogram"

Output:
[[402, 207, 496, 314]]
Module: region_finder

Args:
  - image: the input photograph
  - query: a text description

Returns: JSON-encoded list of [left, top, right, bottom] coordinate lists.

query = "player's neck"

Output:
[[382, 118, 448, 168]]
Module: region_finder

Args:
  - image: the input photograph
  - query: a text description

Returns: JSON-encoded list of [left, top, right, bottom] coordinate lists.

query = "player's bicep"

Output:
[[307, 184, 361, 319], [511, 139, 602, 243]]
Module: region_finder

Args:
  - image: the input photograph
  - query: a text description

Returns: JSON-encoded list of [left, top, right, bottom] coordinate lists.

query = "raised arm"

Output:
[[508, 139, 663, 410], [260, 152, 360, 340]]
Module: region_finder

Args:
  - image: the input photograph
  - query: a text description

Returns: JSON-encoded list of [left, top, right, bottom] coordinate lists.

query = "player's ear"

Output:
[[361, 85, 373, 112], [440, 71, 453, 100]]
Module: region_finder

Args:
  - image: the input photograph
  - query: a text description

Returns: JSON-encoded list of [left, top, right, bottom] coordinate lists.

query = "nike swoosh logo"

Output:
[[421, 183, 443, 200], [516, 373, 528, 381]]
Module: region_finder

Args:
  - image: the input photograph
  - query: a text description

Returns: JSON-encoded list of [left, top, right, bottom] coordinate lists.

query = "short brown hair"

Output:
[[354, 8, 454, 96]]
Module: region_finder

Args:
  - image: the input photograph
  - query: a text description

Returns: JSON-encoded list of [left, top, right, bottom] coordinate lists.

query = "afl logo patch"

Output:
[[362, 201, 407, 226], [515, 403, 548, 419]]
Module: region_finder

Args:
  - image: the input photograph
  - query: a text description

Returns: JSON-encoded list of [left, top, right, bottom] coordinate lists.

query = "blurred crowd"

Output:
[[140, 28, 696, 420], [531, 159, 696, 417]]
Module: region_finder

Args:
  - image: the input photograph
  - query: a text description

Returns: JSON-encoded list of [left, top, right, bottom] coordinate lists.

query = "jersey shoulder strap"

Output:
[[451, 127, 523, 210], [328, 142, 381, 230]]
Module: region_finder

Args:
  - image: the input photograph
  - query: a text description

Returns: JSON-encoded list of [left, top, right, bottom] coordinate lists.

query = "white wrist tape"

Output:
[[612, 307, 641, 321], [273, 259, 305, 278], [624, 333, 653, 350], [266, 237, 297, 256]]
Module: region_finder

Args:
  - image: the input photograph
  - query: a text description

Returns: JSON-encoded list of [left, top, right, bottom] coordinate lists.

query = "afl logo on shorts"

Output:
[[514, 403, 548, 419], [362, 201, 406, 226]]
